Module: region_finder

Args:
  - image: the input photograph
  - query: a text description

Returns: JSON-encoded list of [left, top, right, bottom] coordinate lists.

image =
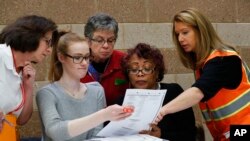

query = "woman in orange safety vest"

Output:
[[0, 15, 57, 140], [155, 8, 250, 141]]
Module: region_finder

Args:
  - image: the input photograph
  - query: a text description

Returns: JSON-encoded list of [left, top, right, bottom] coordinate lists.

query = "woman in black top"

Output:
[[119, 43, 197, 141], [155, 8, 250, 141]]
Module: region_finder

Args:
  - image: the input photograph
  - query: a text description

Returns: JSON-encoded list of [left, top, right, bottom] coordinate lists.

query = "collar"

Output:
[[108, 50, 126, 70], [0, 44, 14, 70], [156, 82, 161, 90]]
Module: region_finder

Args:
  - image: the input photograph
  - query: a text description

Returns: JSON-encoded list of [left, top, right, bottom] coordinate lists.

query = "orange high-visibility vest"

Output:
[[0, 114, 19, 141], [196, 49, 250, 141]]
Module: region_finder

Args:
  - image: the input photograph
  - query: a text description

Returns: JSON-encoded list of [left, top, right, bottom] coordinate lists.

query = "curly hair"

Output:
[[121, 43, 166, 82]]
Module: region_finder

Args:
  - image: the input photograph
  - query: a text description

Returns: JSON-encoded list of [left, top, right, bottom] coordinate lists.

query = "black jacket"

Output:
[[158, 83, 196, 141], [117, 83, 197, 141]]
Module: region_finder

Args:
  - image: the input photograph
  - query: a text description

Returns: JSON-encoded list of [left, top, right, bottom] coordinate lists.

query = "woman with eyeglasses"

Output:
[[118, 43, 197, 141], [0, 15, 57, 140], [36, 32, 133, 141], [80, 13, 129, 107]]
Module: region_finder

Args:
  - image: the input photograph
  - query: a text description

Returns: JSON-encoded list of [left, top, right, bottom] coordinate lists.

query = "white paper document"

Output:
[[97, 89, 166, 137], [87, 134, 167, 141]]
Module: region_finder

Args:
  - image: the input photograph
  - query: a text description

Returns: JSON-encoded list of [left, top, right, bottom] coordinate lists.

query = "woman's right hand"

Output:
[[103, 104, 134, 121], [153, 109, 164, 125]]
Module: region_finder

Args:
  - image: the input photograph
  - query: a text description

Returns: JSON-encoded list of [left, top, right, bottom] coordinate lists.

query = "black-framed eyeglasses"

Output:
[[90, 38, 116, 46], [43, 38, 52, 47], [64, 53, 90, 64], [127, 68, 155, 75]]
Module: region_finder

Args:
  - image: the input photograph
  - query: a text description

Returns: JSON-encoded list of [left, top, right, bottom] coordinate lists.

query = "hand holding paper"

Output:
[[103, 104, 134, 121], [97, 89, 166, 137], [123, 106, 134, 113]]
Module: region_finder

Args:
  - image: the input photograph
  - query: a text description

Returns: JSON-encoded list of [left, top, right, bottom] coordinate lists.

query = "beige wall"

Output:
[[1, 0, 250, 24], [1, 0, 250, 140]]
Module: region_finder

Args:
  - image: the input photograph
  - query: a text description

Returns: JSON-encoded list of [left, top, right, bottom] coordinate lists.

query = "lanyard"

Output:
[[9, 84, 25, 114], [9, 49, 26, 114]]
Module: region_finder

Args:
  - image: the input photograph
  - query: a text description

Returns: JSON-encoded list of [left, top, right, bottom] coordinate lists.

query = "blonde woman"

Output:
[[36, 32, 132, 141], [155, 8, 250, 141]]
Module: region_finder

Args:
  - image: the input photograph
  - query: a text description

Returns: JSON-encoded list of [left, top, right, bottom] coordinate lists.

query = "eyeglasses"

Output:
[[43, 37, 52, 47], [90, 38, 116, 46], [127, 68, 155, 75], [64, 53, 90, 64]]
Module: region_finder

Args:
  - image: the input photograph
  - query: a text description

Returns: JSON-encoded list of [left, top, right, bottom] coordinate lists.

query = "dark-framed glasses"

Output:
[[43, 37, 52, 47], [127, 68, 155, 75], [90, 38, 116, 46], [64, 53, 90, 64]]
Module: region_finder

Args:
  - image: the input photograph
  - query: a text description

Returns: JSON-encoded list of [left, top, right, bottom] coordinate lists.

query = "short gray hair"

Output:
[[84, 13, 118, 39]]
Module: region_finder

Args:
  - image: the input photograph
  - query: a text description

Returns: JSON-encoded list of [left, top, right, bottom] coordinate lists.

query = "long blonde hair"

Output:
[[48, 31, 87, 82], [172, 8, 235, 70]]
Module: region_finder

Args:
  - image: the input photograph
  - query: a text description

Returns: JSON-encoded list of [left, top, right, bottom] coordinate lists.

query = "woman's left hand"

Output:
[[139, 123, 161, 138], [154, 110, 164, 125]]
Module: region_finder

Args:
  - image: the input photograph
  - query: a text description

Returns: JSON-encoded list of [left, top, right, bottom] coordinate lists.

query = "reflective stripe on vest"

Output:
[[197, 49, 250, 122], [243, 61, 250, 82], [202, 89, 250, 121]]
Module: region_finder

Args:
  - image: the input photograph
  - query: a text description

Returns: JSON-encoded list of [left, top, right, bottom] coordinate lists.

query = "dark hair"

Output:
[[84, 13, 118, 39], [121, 43, 166, 82], [0, 15, 58, 52]]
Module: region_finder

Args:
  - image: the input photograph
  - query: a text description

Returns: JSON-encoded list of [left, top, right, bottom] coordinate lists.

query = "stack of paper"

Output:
[[87, 134, 168, 141], [97, 89, 166, 137]]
